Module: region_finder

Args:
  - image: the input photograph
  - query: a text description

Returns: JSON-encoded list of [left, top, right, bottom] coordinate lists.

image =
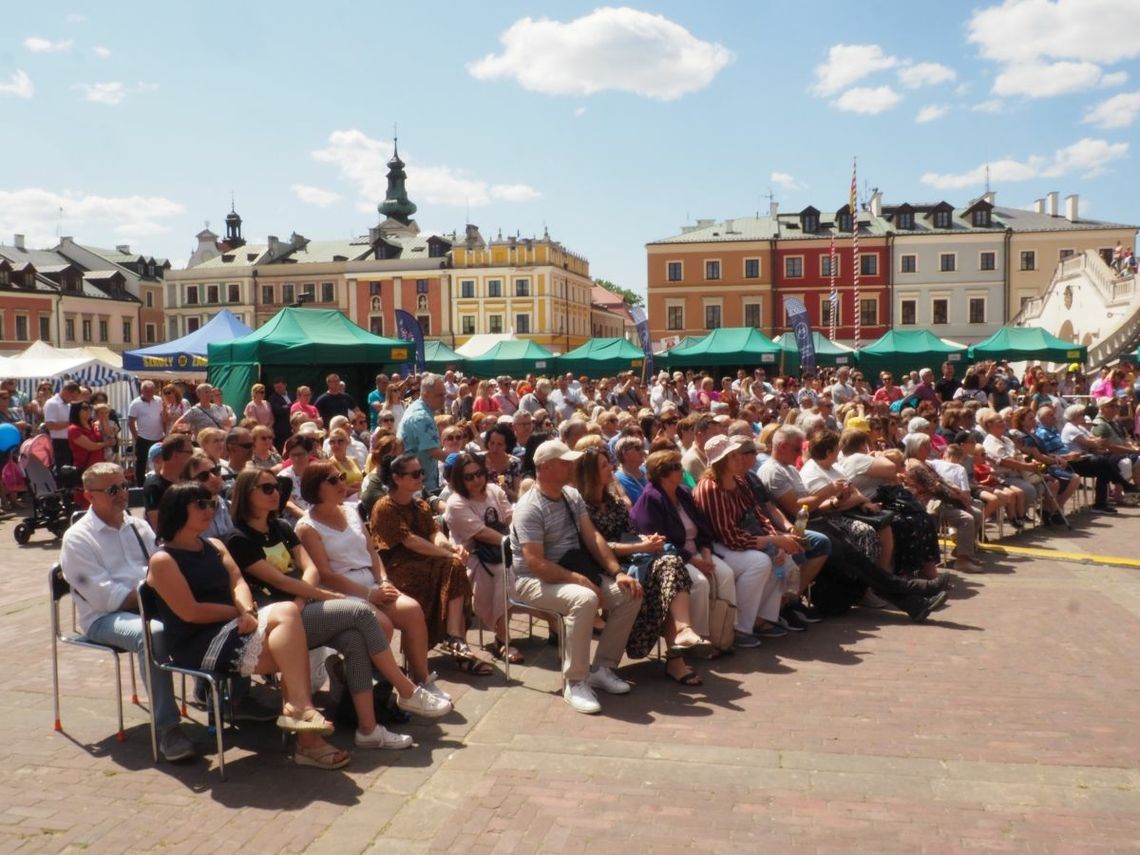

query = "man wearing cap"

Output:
[[1090, 397, 1140, 493], [509, 439, 642, 714]]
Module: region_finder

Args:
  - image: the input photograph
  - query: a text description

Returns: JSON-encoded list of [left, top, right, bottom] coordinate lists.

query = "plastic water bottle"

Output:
[[793, 504, 810, 535]]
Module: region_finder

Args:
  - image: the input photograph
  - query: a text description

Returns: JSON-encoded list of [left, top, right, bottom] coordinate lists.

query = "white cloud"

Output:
[[574, 106, 587, 117], [1083, 90, 1140, 128], [0, 187, 184, 248], [1101, 71, 1128, 87], [468, 8, 731, 101], [969, 0, 1140, 97], [812, 44, 897, 96], [920, 136, 1129, 189], [972, 99, 1004, 113], [0, 70, 33, 99], [831, 85, 902, 114], [311, 129, 541, 210], [898, 62, 956, 89], [93, 46, 111, 59], [73, 82, 126, 104], [916, 104, 949, 123], [769, 172, 803, 191], [291, 184, 342, 207], [24, 36, 73, 53]]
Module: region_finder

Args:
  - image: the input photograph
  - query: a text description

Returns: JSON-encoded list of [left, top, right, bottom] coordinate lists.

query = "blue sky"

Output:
[[2, 1, 1138, 297]]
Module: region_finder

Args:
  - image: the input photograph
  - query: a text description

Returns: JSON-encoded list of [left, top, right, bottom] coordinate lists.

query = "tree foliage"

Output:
[[594, 278, 644, 307]]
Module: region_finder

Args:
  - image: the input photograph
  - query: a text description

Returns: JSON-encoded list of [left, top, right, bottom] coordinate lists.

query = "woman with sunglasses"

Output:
[[370, 452, 491, 675], [442, 451, 520, 664], [482, 423, 522, 503], [225, 469, 451, 756], [279, 434, 319, 522], [147, 482, 348, 769], [244, 383, 273, 429], [326, 428, 363, 497], [160, 385, 187, 435], [181, 450, 235, 538], [250, 425, 283, 471], [68, 401, 115, 477], [296, 460, 445, 695]]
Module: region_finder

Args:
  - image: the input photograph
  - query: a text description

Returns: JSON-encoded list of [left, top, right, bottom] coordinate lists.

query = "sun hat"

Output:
[[533, 439, 584, 467]]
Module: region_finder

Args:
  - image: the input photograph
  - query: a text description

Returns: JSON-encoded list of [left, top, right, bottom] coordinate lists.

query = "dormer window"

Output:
[[838, 212, 853, 232], [933, 209, 952, 229], [971, 209, 991, 227], [896, 212, 914, 230], [802, 214, 818, 233]]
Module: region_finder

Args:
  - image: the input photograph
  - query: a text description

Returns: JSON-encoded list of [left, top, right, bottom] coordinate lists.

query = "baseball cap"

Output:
[[533, 439, 584, 467]]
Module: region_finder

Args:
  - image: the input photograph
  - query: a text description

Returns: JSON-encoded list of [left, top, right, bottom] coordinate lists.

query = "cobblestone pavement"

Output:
[[1, 502, 1138, 853]]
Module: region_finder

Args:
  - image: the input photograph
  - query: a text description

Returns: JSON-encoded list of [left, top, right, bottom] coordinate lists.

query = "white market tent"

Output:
[[0, 341, 138, 418], [454, 333, 515, 358]]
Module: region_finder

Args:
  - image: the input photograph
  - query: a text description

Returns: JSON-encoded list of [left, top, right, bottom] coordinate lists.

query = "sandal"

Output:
[[277, 706, 335, 735], [486, 639, 524, 664], [666, 668, 703, 687], [455, 656, 494, 677], [438, 635, 477, 660], [293, 742, 350, 770]]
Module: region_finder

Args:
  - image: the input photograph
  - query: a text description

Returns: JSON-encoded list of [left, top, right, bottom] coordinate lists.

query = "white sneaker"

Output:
[[396, 685, 453, 719], [860, 589, 890, 609], [355, 724, 413, 750], [422, 672, 452, 702], [563, 681, 601, 714], [586, 666, 631, 695]]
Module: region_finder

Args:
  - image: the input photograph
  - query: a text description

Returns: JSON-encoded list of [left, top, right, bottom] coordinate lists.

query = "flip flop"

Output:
[[293, 742, 350, 770], [666, 669, 703, 687], [277, 707, 335, 735]]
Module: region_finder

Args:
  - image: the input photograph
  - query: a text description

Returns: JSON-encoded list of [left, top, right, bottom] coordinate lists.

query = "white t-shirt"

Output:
[[982, 433, 1017, 463], [43, 394, 70, 439], [800, 458, 841, 493], [1060, 422, 1092, 453], [929, 459, 969, 491], [127, 395, 165, 441], [836, 452, 879, 494]]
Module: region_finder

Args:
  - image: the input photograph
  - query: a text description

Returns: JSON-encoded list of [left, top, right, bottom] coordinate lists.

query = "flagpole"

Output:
[[851, 156, 861, 350], [828, 233, 837, 341]]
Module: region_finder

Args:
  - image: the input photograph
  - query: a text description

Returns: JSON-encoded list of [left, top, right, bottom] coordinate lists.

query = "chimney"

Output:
[[1065, 194, 1079, 222], [769, 200, 779, 217], [869, 190, 883, 217], [1033, 199, 1045, 214], [724, 218, 735, 233], [13, 234, 24, 250], [116, 244, 131, 254], [1046, 191, 1059, 216], [267, 235, 280, 256]]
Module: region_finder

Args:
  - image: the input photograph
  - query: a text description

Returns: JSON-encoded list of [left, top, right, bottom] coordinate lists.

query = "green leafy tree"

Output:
[[594, 278, 644, 307]]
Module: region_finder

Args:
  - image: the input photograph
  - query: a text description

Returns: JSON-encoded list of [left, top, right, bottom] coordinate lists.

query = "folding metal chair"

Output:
[[501, 535, 566, 689], [136, 581, 231, 781], [49, 563, 138, 740]]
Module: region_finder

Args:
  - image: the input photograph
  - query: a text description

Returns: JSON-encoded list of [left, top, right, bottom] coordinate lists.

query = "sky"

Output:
[[2, 0, 1138, 298]]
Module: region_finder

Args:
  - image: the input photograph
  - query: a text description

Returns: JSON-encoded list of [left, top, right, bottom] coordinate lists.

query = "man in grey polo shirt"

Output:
[[509, 439, 642, 714], [173, 383, 233, 435]]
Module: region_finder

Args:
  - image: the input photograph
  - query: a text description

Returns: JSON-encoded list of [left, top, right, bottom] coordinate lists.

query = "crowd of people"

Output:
[[52, 355, 1140, 769]]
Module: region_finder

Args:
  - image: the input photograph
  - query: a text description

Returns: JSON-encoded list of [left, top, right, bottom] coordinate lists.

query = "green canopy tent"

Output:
[[660, 327, 780, 370], [653, 335, 703, 360], [555, 337, 645, 377], [774, 331, 855, 375], [853, 329, 968, 379], [968, 326, 1087, 365], [464, 339, 556, 378], [420, 340, 466, 372], [208, 308, 413, 408]]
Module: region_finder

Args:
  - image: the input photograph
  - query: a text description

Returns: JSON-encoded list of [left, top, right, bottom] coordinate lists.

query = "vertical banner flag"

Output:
[[828, 233, 838, 341], [783, 297, 816, 376], [394, 309, 426, 374], [850, 156, 861, 350], [629, 306, 654, 380]]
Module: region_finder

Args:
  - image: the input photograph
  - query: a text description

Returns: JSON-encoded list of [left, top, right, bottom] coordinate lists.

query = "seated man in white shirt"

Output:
[[59, 462, 194, 761]]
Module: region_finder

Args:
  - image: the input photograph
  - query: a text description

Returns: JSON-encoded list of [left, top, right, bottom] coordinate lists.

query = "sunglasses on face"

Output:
[[399, 468, 425, 480], [463, 469, 486, 482], [661, 462, 682, 475], [91, 481, 131, 496], [325, 473, 347, 486], [236, 442, 254, 450], [194, 497, 219, 511], [381, 416, 395, 423], [193, 466, 222, 482], [254, 482, 279, 495]]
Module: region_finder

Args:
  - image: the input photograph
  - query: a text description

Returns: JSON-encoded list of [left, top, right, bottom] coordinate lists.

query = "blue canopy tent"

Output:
[[123, 309, 252, 372]]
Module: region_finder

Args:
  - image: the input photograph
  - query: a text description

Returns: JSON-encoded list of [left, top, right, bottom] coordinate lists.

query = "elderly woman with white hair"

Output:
[[979, 411, 1037, 525], [903, 433, 984, 573], [907, 416, 946, 459]]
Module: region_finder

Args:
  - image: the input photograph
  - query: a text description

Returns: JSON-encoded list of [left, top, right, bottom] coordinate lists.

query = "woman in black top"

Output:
[[146, 483, 346, 769]]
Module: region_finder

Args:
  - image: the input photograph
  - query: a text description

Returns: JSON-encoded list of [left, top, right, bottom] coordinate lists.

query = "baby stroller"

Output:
[[14, 434, 79, 544]]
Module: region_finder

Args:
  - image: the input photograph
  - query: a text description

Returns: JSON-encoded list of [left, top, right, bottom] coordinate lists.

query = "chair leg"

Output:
[[112, 651, 126, 742], [129, 652, 139, 705], [209, 676, 227, 782], [50, 634, 62, 732], [180, 674, 188, 718]]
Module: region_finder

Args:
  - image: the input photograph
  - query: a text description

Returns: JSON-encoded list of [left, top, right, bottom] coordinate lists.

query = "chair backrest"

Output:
[[135, 581, 162, 666], [50, 562, 69, 604]]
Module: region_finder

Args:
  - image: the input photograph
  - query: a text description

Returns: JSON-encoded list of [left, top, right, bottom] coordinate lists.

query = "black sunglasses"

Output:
[[400, 468, 425, 480], [91, 481, 130, 496], [325, 473, 347, 486], [193, 466, 222, 482], [254, 482, 279, 495], [463, 469, 486, 482], [194, 497, 219, 510], [236, 442, 254, 450]]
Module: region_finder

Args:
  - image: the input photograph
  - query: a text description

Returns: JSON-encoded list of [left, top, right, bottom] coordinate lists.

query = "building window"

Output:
[[900, 300, 916, 325], [704, 304, 722, 330], [1059, 249, 1075, 261], [1019, 296, 1032, 312], [705, 260, 721, 281], [460, 280, 475, 299], [370, 296, 381, 312], [488, 279, 502, 298], [282, 284, 295, 304], [979, 252, 996, 271], [969, 298, 986, 324], [187, 317, 200, 333], [743, 258, 760, 279], [145, 323, 156, 343], [416, 279, 429, 294], [301, 283, 315, 301], [185, 285, 199, 305], [666, 261, 682, 282], [98, 320, 109, 342], [417, 294, 428, 311], [933, 210, 951, 228], [39, 316, 50, 341], [932, 299, 948, 325], [228, 283, 240, 303], [802, 213, 819, 233], [821, 255, 837, 277], [821, 297, 837, 329], [896, 212, 914, 230], [461, 316, 476, 335], [122, 319, 132, 343], [14, 315, 28, 341], [417, 315, 431, 336], [145, 291, 154, 308], [321, 282, 334, 303], [1019, 250, 1036, 271], [369, 317, 383, 335], [516, 314, 531, 334], [784, 257, 803, 278], [972, 209, 991, 227], [515, 279, 530, 297], [860, 254, 877, 276], [900, 254, 917, 273], [667, 305, 684, 330], [488, 315, 503, 334], [369, 281, 381, 296], [262, 285, 274, 305], [940, 253, 956, 272], [1099, 248, 1115, 266], [82, 319, 92, 341], [859, 299, 877, 327], [838, 212, 853, 232], [743, 302, 762, 328], [65, 318, 75, 341], [207, 284, 219, 304]]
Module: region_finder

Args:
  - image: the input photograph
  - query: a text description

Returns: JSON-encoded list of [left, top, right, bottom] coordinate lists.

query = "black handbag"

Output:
[[843, 508, 896, 529]]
